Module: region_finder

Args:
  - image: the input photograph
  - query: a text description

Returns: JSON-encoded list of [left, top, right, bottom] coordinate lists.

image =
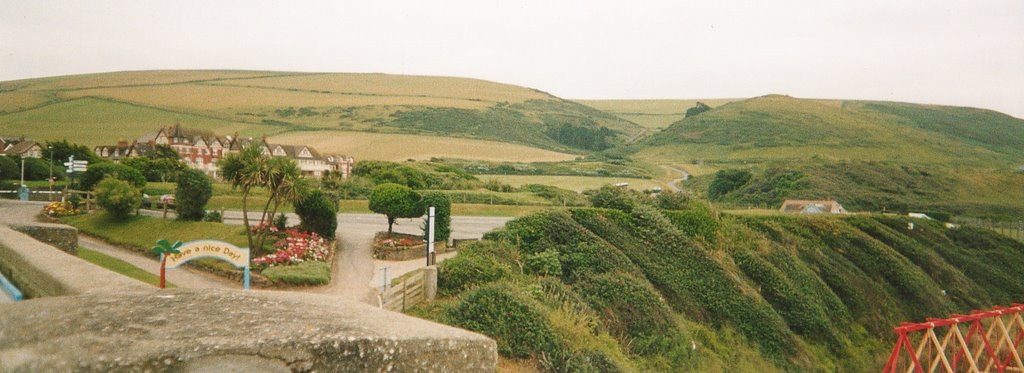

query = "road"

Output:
[[662, 166, 691, 192]]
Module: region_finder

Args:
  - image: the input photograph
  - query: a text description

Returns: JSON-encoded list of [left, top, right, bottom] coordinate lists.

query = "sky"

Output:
[[2, 0, 1023, 117]]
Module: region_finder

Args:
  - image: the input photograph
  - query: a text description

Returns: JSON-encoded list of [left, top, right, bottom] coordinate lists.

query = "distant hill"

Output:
[[578, 99, 738, 129], [640, 95, 1024, 166], [0, 70, 641, 159]]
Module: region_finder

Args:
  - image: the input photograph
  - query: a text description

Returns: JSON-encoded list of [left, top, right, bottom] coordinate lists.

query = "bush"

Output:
[[574, 272, 680, 355], [202, 211, 223, 222], [0, 156, 18, 180], [656, 190, 691, 210], [80, 162, 145, 190], [708, 169, 752, 200], [446, 282, 558, 358], [438, 242, 515, 295], [94, 176, 141, 219], [524, 250, 562, 276], [273, 212, 288, 231], [294, 189, 338, 239], [261, 260, 331, 285], [175, 169, 213, 221], [420, 191, 452, 242]]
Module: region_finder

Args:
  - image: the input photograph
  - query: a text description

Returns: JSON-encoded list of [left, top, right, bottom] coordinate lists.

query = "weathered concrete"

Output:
[[0, 225, 151, 298], [0, 288, 498, 372], [424, 266, 438, 301], [8, 222, 78, 255]]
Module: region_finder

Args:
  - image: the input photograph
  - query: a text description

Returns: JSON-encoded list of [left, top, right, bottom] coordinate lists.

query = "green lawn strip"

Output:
[[77, 246, 173, 288], [261, 261, 330, 286], [61, 212, 249, 250]]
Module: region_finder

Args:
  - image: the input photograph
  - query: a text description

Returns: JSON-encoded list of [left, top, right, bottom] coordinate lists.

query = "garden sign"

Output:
[[159, 240, 251, 289]]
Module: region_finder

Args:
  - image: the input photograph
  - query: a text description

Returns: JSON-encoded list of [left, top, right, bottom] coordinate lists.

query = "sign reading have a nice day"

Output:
[[162, 240, 251, 289]]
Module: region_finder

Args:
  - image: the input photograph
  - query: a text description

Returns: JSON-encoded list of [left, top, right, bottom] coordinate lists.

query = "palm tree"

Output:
[[151, 239, 182, 289], [253, 157, 308, 252], [220, 142, 269, 250]]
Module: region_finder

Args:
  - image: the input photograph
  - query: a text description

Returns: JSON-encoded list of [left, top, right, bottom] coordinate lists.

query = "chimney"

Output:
[[117, 139, 129, 148]]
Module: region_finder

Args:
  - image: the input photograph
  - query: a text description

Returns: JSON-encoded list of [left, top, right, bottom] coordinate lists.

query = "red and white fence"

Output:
[[884, 304, 1024, 373]]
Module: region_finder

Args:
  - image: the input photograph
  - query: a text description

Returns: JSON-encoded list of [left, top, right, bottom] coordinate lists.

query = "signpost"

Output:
[[63, 156, 88, 190], [426, 206, 435, 266], [159, 240, 251, 289]]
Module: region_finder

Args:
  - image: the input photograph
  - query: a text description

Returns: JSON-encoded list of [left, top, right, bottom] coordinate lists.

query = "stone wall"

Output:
[[9, 222, 78, 255], [0, 288, 498, 372]]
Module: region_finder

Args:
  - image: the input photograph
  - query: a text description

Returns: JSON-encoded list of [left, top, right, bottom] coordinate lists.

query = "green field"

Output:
[[1, 70, 641, 158], [480, 174, 664, 192], [578, 99, 738, 129]]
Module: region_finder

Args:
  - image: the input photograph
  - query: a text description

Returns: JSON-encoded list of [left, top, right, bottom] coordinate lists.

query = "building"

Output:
[[1, 137, 43, 158], [94, 124, 352, 179], [779, 200, 848, 215]]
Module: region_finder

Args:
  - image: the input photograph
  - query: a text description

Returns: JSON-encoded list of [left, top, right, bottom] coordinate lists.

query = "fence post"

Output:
[[401, 278, 408, 311]]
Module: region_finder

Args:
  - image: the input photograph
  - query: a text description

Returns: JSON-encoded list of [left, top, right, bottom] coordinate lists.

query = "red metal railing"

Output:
[[884, 304, 1024, 373]]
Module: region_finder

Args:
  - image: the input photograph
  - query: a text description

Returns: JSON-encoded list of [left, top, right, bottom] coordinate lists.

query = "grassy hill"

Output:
[[418, 189, 1024, 371], [635, 95, 1024, 217], [639, 95, 1024, 166], [0, 70, 641, 160], [579, 99, 738, 129]]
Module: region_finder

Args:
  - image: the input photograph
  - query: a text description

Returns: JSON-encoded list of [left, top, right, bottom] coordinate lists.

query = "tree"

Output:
[[295, 189, 338, 239], [175, 169, 213, 221], [151, 239, 182, 289], [43, 139, 101, 164], [80, 162, 145, 190], [94, 176, 142, 220], [123, 156, 186, 182], [368, 183, 424, 236], [420, 191, 452, 242], [219, 141, 309, 253], [0, 157, 17, 180]]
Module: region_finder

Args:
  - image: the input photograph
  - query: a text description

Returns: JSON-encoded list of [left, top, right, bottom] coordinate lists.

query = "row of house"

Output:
[[95, 124, 353, 178], [0, 137, 43, 158]]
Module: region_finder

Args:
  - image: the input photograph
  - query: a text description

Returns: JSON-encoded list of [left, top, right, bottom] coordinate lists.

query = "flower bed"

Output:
[[373, 232, 451, 261], [252, 228, 331, 270], [43, 202, 81, 217]]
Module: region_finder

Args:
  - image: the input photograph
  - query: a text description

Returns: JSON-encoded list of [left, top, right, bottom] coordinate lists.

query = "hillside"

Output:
[[419, 189, 1024, 371], [0, 70, 641, 160], [634, 95, 1024, 217], [639, 95, 1024, 166], [578, 99, 738, 129]]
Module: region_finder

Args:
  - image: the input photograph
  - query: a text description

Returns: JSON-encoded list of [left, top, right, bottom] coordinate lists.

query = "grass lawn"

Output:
[[261, 261, 331, 286], [77, 246, 173, 288], [61, 212, 249, 251]]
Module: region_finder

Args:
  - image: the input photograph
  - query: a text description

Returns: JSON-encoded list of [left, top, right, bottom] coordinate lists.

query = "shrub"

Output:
[[0, 156, 18, 180], [294, 189, 338, 239], [202, 210, 223, 222], [656, 190, 691, 210], [94, 176, 141, 219], [446, 283, 558, 358], [708, 169, 752, 200], [438, 242, 515, 295], [524, 250, 562, 276], [273, 212, 288, 231], [175, 169, 213, 221], [420, 191, 452, 242], [574, 272, 680, 355], [80, 162, 145, 190]]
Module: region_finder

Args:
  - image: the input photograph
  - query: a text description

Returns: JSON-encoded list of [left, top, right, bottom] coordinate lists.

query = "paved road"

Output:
[[663, 166, 690, 192]]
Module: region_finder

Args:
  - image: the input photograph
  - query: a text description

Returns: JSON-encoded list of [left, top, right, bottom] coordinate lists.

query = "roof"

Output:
[[3, 141, 40, 155], [779, 199, 847, 214], [263, 143, 324, 161]]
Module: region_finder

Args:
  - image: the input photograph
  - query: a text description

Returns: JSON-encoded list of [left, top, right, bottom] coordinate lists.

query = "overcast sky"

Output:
[[2, 0, 1023, 117]]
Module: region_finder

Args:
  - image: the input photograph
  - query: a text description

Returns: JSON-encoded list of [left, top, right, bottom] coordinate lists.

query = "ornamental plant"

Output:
[[43, 201, 80, 217], [251, 229, 331, 269], [94, 176, 142, 220]]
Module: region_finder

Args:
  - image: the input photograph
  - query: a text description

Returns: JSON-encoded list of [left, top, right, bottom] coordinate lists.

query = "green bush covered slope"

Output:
[[420, 190, 1024, 371]]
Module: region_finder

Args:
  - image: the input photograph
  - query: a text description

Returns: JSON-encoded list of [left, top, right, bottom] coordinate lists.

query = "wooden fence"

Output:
[[956, 217, 1024, 242], [378, 268, 434, 312]]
